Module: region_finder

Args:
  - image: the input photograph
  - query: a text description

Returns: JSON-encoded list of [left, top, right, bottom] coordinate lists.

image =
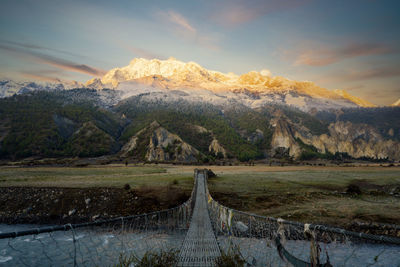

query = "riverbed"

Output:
[[1, 224, 399, 266]]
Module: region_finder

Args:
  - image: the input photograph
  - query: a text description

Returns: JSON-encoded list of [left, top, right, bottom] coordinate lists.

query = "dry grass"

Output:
[[0, 165, 193, 190], [206, 166, 400, 227], [1, 164, 399, 227]]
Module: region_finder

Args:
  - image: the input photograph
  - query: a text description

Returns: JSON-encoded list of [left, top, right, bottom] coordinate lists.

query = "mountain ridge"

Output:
[[0, 89, 399, 162], [0, 58, 387, 111], [86, 57, 375, 109], [392, 99, 400, 106]]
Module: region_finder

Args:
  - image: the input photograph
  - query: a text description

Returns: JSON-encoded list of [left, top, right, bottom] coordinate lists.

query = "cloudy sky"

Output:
[[0, 0, 399, 105]]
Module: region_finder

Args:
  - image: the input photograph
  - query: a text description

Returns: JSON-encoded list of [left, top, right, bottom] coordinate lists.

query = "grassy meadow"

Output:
[[0, 165, 193, 189], [0, 164, 399, 227], [206, 165, 400, 227]]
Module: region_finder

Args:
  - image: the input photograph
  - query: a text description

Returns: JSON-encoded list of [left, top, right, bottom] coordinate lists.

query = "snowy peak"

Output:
[[333, 89, 377, 107], [391, 99, 400, 107], [0, 79, 83, 98], [100, 57, 231, 88], [86, 57, 374, 108], [0, 58, 377, 110]]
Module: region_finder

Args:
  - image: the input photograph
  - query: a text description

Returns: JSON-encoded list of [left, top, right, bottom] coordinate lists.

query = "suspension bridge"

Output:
[[0, 169, 399, 266]]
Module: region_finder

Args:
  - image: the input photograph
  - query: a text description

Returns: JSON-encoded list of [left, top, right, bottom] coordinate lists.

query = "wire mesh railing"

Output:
[[203, 169, 400, 267], [1, 169, 400, 266], [0, 174, 197, 266], [0, 203, 193, 266]]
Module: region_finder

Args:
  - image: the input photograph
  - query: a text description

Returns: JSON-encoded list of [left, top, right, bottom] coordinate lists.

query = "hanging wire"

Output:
[[0, 169, 399, 266]]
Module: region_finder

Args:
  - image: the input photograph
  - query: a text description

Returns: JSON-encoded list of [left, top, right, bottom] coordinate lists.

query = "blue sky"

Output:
[[0, 0, 399, 105]]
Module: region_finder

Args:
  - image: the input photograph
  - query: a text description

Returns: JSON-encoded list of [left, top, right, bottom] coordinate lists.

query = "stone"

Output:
[[68, 209, 76, 216], [24, 207, 32, 213], [236, 221, 249, 232]]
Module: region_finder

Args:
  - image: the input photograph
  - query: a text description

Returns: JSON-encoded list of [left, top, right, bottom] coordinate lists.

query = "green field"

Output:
[[1, 164, 399, 228], [207, 166, 400, 228], [0, 165, 194, 190]]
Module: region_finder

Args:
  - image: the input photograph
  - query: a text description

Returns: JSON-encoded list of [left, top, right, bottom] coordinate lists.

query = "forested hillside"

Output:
[[0, 90, 123, 159], [0, 89, 399, 162]]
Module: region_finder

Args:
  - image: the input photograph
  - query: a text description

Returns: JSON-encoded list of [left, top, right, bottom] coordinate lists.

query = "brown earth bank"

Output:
[[0, 186, 190, 225], [211, 191, 400, 238]]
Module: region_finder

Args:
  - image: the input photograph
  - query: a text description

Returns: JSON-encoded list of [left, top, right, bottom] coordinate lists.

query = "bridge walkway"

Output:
[[178, 171, 221, 266]]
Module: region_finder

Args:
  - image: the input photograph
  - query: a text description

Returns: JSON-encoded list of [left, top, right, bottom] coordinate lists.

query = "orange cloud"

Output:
[[316, 65, 400, 85], [34, 56, 105, 76], [159, 10, 196, 35], [294, 43, 396, 66], [340, 67, 400, 81]]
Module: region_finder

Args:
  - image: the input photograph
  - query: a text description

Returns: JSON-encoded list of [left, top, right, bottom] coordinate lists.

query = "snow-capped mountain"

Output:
[[1, 57, 378, 112], [391, 99, 400, 107], [85, 57, 375, 111], [333, 89, 377, 108], [1, 60, 399, 162], [0, 80, 83, 98]]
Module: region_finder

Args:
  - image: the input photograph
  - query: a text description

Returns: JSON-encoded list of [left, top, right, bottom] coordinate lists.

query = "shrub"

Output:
[[114, 249, 179, 267], [346, 183, 361, 195], [215, 250, 246, 267], [123, 183, 130, 191], [207, 169, 217, 178]]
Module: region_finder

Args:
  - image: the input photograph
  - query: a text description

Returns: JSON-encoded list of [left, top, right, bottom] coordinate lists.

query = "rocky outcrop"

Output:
[[119, 126, 149, 157], [120, 121, 200, 163], [247, 129, 264, 144], [192, 124, 208, 133], [120, 136, 138, 157], [209, 139, 227, 158], [146, 127, 199, 162], [191, 124, 227, 158], [272, 117, 400, 160], [271, 119, 301, 157], [303, 121, 400, 160]]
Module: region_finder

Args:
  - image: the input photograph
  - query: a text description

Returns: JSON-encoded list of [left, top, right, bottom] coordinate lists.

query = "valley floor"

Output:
[[0, 164, 399, 236]]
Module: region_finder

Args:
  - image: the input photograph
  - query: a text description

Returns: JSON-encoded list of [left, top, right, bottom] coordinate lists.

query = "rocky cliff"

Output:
[[304, 121, 400, 160], [120, 121, 200, 163], [146, 127, 199, 162], [271, 116, 400, 160], [208, 139, 227, 158], [270, 119, 301, 157]]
